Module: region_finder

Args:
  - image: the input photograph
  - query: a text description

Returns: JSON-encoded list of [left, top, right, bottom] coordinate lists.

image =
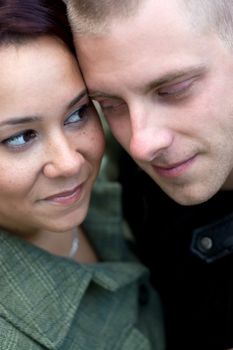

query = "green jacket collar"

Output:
[[0, 231, 147, 349]]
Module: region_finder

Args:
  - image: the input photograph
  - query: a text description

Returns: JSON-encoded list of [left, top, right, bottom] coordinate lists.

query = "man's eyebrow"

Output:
[[144, 65, 206, 93], [89, 90, 120, 100], [67, 89, 88, 108], [89, 65, 206, 99]]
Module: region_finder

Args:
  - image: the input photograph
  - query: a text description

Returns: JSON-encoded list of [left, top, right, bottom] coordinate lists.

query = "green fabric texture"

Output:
[[0, 181, 165, 349]]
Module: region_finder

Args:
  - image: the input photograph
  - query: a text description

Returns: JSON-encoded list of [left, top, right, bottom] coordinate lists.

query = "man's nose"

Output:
[[129, 114, 174, 162], [43, 135, 84, 178]]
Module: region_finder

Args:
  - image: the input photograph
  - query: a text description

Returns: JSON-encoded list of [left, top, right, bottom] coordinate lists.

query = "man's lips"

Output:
[[43, 184, 83, 205], [153, 155, 196, 178]]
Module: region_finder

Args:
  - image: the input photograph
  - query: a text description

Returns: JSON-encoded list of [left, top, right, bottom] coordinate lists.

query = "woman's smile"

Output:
[[43, 183, 84, 206]]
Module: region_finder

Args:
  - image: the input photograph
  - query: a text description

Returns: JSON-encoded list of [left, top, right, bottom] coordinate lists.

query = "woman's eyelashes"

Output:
[[65, 103, 92, 125], [2, 129, 37, 149], [1, 103, 93, 151]]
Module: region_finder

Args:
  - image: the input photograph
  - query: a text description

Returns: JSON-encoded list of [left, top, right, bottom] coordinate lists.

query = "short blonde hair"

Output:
[[66, 0, 141, 34], [67, 0, 233, 48], [183, 0, 233, 49]]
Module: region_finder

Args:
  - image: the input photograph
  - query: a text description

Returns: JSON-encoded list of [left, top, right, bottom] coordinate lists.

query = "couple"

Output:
[[1, 0, 233, 349]]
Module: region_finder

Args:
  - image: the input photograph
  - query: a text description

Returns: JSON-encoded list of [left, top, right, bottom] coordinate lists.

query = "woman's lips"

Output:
[[44, 184, 83, 206], [153, 155, 196, 178]]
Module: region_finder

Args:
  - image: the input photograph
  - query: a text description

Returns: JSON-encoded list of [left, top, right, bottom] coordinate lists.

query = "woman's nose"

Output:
[[43, 136, 84, 178]]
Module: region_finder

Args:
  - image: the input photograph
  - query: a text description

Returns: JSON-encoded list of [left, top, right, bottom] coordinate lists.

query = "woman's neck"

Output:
[[26, 226, 99, 263]]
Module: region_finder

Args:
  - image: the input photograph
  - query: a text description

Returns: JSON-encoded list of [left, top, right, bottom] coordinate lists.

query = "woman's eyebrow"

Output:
[[0, 116, 41, 127], [0, 90, 89, 128], [67, 89, 88, 108]]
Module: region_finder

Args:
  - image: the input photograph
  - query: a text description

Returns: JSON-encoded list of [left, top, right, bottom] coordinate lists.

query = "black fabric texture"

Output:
[[119, 150, 233, 350]]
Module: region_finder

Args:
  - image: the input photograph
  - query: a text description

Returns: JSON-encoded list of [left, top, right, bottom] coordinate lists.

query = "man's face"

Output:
[[74, 0, 233, 205]]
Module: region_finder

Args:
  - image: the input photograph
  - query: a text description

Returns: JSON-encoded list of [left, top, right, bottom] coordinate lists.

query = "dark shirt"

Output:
[[119, 151, 233, 350]]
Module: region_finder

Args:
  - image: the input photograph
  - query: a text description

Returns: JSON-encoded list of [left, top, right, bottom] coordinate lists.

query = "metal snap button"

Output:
[[198, 236, 213, 252]]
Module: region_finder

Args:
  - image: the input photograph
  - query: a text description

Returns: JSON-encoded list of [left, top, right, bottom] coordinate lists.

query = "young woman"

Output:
[[0, 0, 164, 348]]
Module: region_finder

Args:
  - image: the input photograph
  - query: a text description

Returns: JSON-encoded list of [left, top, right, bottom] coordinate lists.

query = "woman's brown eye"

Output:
[[3, 130, 36, 147]]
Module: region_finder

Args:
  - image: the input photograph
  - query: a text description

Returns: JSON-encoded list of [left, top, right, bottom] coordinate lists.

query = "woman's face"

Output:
[[0, 36, 105, 235]]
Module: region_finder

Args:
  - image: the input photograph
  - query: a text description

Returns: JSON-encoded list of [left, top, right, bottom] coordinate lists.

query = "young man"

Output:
[[66, 0, 233, 348]]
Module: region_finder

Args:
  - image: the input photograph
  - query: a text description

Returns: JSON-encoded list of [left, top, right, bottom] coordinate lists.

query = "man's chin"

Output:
[[160, 185, 216, 206]]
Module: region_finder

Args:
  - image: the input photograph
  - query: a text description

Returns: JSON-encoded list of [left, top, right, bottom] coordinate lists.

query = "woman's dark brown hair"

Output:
[[0, 0, 75, 53]]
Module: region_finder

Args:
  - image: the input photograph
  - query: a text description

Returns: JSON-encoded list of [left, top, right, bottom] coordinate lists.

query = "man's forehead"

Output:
[[73, 0, 184, 41]]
